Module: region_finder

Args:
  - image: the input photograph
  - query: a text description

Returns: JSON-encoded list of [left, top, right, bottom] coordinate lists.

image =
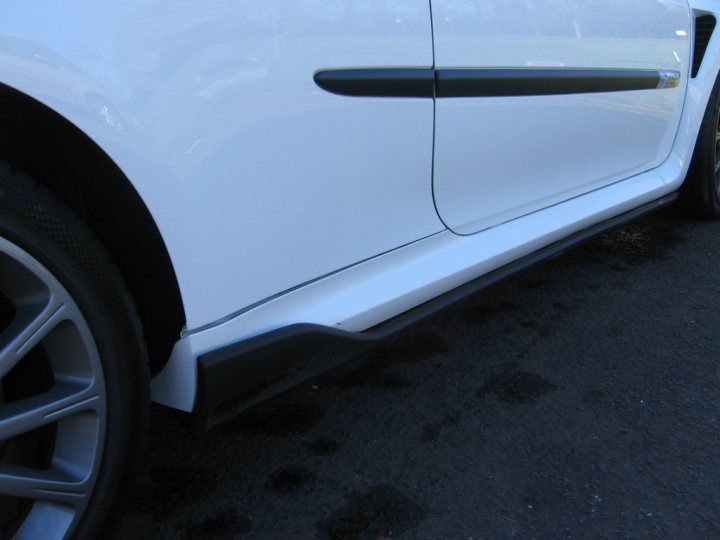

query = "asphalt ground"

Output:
[[117, 213, 720, 540]]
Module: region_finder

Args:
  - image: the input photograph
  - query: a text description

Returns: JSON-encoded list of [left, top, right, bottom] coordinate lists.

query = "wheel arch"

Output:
[[0, 82, 185, 374]]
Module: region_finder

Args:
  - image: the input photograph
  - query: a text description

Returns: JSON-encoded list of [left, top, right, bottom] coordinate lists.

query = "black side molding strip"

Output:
[[192, 193, 678, 432], [313, 68, 434, 98], [435, 68, 665, 98], [314, 68, 679, 98]]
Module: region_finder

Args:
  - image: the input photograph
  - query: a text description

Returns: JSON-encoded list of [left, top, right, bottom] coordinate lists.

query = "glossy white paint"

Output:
[[0, 1, 716, 413], [155, 1, 720, 413], [153, 165, 668, 411], [431, 0, 692, 69], [0, 0, 441, 330], [431, 0, 691, 234]]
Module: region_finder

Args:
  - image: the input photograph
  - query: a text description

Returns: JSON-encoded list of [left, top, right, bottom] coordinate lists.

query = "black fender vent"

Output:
[[693, 15, 716, 78]]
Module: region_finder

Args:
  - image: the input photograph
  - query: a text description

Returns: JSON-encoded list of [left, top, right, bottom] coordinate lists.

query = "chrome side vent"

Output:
[[693, 15, 716, 78]]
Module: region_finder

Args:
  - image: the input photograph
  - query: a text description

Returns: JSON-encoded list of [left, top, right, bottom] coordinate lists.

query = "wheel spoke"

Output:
[[0, 380, 98, 441], [0, 465, 88, 507], [0, 301, 68, 379], [0, 220, 107, 539]]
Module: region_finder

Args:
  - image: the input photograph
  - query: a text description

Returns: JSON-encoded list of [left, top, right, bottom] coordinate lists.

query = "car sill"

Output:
[[192, 192, 677, 433]]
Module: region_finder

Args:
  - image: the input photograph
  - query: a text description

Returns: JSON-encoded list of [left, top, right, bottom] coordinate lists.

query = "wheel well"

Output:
[[0, 84, 185, 374]]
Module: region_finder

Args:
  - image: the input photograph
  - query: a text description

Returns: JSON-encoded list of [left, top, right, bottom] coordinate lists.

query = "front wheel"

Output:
[[0, 167, 148, 539], [677, 72, 720, 218]]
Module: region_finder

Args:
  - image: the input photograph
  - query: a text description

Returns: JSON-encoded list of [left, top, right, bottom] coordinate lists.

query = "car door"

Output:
[[431, 0, 692, 234]]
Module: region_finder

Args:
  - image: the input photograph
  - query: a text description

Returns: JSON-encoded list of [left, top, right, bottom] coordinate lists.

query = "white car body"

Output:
[[0, 0, 717, 416]]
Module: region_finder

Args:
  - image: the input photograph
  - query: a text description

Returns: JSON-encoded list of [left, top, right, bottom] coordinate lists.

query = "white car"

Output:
[[1, 1, 718, 538]]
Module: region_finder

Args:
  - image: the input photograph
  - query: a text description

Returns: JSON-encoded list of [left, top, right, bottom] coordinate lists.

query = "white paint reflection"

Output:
[[432, 0, 689, 69]]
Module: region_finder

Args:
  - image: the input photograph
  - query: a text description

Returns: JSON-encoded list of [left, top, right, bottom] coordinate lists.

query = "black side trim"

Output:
[[435, 68, 661, 98], [193, 193, 677, 432], [313, 68, 434, 98], [693, 15, 717, 78], [314, 68, 668, 98]]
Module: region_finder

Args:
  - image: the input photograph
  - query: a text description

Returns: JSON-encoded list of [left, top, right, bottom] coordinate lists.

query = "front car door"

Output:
[[431, 0, 692, 234]]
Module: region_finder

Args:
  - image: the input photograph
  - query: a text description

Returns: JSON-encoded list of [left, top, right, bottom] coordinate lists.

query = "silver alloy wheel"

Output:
[[0, 236, 106, 539]]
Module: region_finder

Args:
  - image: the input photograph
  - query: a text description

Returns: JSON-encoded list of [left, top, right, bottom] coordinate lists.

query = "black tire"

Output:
[[0, 164, 149, 539], [677, 72, 720, 218]]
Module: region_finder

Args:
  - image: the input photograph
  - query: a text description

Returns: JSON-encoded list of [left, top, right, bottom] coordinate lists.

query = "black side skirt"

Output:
[[193, 193, 677, 432]]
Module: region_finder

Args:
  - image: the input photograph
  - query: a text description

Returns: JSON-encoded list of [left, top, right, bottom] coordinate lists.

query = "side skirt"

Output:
[[193, 193, 677, 432]]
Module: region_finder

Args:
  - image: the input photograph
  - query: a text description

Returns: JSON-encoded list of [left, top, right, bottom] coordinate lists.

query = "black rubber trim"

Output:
[[435, 68, 662, 98], [314, 68, 665, 98], [313, 68, 434, 98], [193, 193, 677, 432]]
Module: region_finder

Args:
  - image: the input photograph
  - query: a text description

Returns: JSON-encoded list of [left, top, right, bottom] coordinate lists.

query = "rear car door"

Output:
[[431, 0, 692, 234]]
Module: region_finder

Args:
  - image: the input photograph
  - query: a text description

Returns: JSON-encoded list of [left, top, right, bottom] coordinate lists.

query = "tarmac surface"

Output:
[[117, 213, 720, 539]]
